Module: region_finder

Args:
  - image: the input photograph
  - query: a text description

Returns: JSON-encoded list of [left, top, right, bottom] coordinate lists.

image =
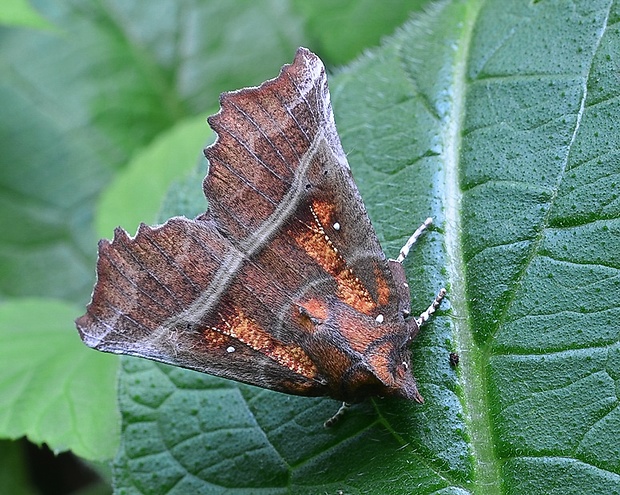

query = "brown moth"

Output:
[[76, 48, 445, 418]]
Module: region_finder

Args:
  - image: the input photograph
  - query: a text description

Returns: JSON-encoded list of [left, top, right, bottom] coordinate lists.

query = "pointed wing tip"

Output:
[[74, 313, 103, 349], [81, 217, 197, 348], [203, 46, 328, 198], [74, 314, 87, 337], [294, 46, 320, 66], [204, 46, 325, 150], [295, 46, 311, 57]]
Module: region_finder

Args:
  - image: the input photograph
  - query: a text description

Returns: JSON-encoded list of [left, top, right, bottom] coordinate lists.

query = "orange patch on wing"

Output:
[[203, 331, 233, 348], [299, 297, 329, 321], [292, 200, 376, 315], [334, 304, 384, 354], [310, 200, 336, 227], [336, 275, 375, 314], [374, 266, 391, 307], [207, 311, 318, 378]]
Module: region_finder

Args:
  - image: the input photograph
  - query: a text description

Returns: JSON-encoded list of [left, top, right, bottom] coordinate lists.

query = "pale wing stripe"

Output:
[[153, 133, 331, 339], [272, 88, 312, 145], [284, 71, 323, 132]]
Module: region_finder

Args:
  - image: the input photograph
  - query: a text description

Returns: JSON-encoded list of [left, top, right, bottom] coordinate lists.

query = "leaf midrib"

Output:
[[441, 1, 503, 493]]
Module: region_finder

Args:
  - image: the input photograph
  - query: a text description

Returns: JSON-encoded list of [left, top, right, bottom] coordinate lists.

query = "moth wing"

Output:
[[77, 48, 405, 399], [202, 47, 402, 320], [76, 218, 324, 396]]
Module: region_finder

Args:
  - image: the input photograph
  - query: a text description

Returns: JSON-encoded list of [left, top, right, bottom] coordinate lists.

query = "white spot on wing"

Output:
[[333, 222, 340, 231], [227, 346, 235, 353], [375, 314, 384, 323]]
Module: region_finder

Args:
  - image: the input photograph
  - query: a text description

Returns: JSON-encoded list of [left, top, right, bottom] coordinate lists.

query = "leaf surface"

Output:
[[2, 0, 618, 492], [0, 300, 119, 460]]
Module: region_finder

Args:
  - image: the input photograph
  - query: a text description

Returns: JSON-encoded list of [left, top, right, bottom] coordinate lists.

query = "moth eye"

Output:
[[305, 183, 312, 190]]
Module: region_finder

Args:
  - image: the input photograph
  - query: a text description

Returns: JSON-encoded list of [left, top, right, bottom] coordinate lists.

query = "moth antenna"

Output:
[[415, 288, 447, 327], [324, 402, 351, 428], [396, 217, 433, 263]]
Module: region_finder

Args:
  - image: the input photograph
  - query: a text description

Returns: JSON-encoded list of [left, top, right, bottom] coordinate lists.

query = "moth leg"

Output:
[[415, 288, 447, 327], [323, 402, 351, 428], [396, 217, 433, 263]]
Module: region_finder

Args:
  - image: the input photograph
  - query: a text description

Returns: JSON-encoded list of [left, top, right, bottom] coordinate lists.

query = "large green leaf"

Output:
[[291, 0, 429, 65], [0, 299, 119, 461], [111, 0, 620, 493]]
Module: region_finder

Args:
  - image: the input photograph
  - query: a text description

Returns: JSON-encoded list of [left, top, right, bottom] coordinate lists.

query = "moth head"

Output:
[[330, 304, 423, 402], [363, 325, 424, 403], [387, 354, 424, 403]]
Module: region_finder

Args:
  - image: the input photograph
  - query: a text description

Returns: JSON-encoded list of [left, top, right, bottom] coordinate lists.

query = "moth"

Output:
[[76, 48, 445, 423]]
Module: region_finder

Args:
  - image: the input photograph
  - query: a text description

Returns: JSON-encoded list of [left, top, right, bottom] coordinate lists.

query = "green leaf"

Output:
[[0, 299, 120, 461], [113, 0, 620, 493], [291, 0, 431, 65], [0, 0, 54, 30]]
